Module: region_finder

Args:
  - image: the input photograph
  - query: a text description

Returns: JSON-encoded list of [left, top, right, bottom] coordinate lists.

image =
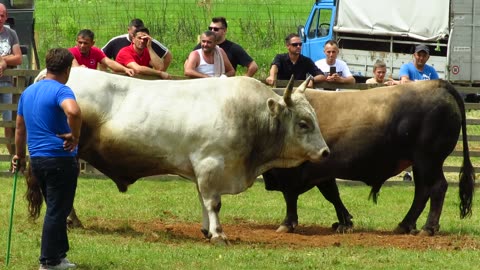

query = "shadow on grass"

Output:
[[78, 218, 206, 244]]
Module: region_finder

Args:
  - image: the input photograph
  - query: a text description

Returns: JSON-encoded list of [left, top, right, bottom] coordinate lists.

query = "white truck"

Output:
[[299, 0, 479, 85]]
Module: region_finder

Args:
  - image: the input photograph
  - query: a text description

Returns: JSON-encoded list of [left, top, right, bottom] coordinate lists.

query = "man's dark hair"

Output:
[[76, 29, 95, 40], [46, 48, 74, 75], [202, 30, 217, 41], [129, 18, 144, 28], [212, 17, 227, 28], [133, 26, 150, 36], [285, 33, 300, 45]]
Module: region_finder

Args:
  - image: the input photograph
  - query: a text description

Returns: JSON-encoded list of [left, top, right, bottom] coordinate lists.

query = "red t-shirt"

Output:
[[116, 44, 151, 67], [69, 46, 106, 69]]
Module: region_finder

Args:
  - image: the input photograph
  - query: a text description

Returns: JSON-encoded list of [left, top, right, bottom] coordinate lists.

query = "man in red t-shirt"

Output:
[[116, 26, 170, 79], [69, 29, 134, 76]]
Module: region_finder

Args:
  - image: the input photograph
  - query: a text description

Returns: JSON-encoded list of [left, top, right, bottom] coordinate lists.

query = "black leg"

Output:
[[317, 178, 353, 233], [277, 191, 300, 233], [394, 166, 429, 234]]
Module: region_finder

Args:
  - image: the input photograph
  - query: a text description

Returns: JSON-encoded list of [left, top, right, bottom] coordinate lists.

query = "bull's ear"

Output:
[[297, 75, 312, 93], [283, 75, 294, 107], [267, 98, 285, 117]]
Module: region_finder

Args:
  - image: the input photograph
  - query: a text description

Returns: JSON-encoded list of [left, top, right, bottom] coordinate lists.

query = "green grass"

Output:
[[9, 2, 480, 268], [34, 0, 313, 78], [1, 176, 480, 269]]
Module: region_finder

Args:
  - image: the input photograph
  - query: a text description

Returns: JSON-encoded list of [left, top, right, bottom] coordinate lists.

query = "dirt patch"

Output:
[[85, 218, 480, 250]]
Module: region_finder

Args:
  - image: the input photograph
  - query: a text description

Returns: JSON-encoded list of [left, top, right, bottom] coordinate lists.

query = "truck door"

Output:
[[299, 0, 336, 62]]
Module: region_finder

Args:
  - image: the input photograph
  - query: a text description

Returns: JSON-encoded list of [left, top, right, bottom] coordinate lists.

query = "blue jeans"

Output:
[[0, 81, 13, 121], [31, 157, 79, 266]]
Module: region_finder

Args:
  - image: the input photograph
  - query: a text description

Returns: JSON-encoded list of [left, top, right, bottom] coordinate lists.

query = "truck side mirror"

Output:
[[297, 25, 306, 42]]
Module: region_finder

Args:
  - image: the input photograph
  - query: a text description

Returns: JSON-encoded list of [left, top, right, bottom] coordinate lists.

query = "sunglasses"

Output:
[[290, 42, 303, 47], [208, 27, 224, 31]]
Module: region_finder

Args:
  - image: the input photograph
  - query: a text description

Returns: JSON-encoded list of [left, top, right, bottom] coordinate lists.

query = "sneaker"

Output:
[[60, 258, 76, 268], [39, 258, 76, 270]]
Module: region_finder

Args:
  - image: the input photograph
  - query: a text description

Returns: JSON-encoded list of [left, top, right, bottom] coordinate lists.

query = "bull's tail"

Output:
[[458, 107, 475, 218], [25, 163, 43, 220], [445, 81, 475, 218]]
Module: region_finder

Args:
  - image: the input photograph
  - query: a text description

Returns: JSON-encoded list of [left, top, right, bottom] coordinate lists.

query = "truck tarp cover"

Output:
[[333, 0, 449, 41]]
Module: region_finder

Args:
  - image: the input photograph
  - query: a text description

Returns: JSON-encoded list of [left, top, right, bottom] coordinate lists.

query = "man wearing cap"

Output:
[[398, 44, 440, 182], [399, 44, 439, 83]]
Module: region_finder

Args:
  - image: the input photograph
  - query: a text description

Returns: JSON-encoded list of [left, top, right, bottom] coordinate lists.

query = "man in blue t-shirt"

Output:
[[399, 44, 439, 83], [398, 44, 439, 182], [12, 48, 82, 270]]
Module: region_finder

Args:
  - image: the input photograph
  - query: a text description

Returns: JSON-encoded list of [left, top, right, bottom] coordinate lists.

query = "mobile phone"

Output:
[[329, 66, 336, 75]]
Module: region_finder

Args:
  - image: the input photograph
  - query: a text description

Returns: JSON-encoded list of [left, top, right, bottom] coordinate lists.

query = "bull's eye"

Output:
[[298, 120, 310, 130]]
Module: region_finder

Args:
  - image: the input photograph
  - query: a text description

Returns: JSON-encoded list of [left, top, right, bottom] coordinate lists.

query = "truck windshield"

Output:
[[306, 9, 331, 39]]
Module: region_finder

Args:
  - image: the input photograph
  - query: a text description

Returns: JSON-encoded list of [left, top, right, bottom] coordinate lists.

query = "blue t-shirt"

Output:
[[18, 79, 78, 157], [399, 62, 439, 81]]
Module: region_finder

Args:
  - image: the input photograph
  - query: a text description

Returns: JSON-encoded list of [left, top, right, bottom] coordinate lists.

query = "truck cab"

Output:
[[300, 0, 336, 62]]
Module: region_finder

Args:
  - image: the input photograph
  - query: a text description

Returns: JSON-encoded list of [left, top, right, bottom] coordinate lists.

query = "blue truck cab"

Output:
[[299, 0, 336, 63]]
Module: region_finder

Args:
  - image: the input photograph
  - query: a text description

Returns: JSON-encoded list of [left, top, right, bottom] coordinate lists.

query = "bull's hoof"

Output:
[[67, 218, 83, 229], [210, 236, 230, 246], [393, 226, 407, 234], [332, 222, 339, 230], [276, 224, 294, 233], [393, 223, 416, 234], [419, 225, 439, 236], [418, 229, 434, 236], [201, 228, 212, 239], [409, 229, 420, 235], [332, 222, 354, 233]]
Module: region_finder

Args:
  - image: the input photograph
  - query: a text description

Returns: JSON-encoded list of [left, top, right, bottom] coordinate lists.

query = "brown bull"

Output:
[[263, 79, 475, 236]]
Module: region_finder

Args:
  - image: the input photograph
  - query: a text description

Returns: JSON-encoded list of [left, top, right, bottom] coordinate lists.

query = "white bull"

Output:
[[42, 68, 329, 243]]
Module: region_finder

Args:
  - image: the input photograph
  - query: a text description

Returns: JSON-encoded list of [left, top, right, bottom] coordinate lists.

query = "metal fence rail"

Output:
[[1, 70, 479, 178]]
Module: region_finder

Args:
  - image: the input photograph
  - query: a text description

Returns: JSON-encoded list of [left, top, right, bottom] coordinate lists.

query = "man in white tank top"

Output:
[[184, 30, 235, 78]]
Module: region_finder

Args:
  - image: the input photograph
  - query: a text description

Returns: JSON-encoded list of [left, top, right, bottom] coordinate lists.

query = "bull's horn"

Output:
[[283, 75, 294, 107], [297, 75, 313, 93]]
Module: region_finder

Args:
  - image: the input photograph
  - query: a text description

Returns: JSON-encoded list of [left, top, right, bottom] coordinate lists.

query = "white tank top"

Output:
[[195, 49, 215, 77]]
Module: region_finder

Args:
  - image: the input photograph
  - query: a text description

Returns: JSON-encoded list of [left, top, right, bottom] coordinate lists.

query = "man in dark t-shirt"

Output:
[[266, 33, 325, 86], [193, 17, 258, 77]]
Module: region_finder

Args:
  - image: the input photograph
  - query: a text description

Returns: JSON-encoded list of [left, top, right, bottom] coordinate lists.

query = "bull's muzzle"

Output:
[[310, 146, 330, 162]]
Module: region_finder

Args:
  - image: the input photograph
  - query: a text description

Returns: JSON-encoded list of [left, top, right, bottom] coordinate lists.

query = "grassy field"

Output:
[[7, 1, 480, 269], [34, 0, 313, 78], [1, 175, 480, 269]]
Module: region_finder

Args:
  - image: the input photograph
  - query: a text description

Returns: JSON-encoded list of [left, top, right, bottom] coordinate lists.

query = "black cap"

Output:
[[414, 44, 429, 54]]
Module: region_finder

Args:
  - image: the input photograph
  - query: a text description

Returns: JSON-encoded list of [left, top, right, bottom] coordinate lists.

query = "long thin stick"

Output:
[[6, 165, 19, 267]]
